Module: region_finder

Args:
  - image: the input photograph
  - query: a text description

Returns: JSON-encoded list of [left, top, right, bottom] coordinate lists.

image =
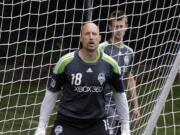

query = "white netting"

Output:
[[0, 0, 180, 135]]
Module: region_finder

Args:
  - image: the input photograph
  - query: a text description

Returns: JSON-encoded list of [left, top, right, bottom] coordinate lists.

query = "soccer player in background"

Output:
[[99, 10, 140, 135], [34, 22, 130, 135]]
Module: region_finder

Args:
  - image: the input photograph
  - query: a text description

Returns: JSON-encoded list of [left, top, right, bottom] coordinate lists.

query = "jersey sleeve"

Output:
[[47, 72, 65, 92], [102, 53, 124, 93], [98, 42, 107, 53], [126, 54, 134, 76], [47, 52, 74, 92], [109, 71, 124, 93], [125, 46, 135, 76]]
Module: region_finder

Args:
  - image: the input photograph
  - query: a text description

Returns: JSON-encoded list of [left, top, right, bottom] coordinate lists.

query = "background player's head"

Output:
[[108, 10, 128, 43], [80, 22, 101, 52]]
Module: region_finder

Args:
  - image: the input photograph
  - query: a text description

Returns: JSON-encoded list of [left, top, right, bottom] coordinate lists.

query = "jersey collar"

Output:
[[77, 49, 101, 64], [108, 40, 125, 48]]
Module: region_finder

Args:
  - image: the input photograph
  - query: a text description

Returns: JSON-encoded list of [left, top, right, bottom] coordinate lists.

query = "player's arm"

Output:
[[35, 89, 58, 135], [103, 53, 130, 134], [98, 42, 107, 52], [128, 73, 138, 108], [109, 59, 130, 135], [35, 71, 65, 135], [127, 73, 140, 121], [126, 48, 140, 122], [35, 56, 67, 135], [113, 92, 130, 135], [110, 74, 130, 135]]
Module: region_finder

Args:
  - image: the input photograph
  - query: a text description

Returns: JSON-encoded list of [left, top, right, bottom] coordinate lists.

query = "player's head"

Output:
[[80, 22, 101, 52], [108, 10, 128, 42]]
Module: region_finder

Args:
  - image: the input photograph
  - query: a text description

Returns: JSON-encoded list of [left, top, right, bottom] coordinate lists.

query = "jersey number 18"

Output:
[[71, 73, 82, 85]]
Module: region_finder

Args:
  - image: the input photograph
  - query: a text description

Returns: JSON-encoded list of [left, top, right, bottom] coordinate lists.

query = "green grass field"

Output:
[[152, 82, 180, 135], [0, 80, 180, 135]]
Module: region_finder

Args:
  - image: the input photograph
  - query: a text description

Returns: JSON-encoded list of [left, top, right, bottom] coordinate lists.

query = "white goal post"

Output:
[[143, 48, 180, 135], [0, 0, 180, 135]]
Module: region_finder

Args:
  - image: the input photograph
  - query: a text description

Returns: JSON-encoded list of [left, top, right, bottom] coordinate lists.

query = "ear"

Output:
[[80, 34, 83, 42], [98, 35, 102, 43], [108, 24, 112, 31], [125, 23, 128, 32]]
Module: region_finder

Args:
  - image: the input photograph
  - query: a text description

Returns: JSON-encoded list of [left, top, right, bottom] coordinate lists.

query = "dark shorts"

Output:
[[51, 114, 109, 135]]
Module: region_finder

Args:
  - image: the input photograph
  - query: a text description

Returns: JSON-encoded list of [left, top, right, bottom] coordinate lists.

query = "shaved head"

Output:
[[80, 22, 101, 52], [81, 22, 100, 35]]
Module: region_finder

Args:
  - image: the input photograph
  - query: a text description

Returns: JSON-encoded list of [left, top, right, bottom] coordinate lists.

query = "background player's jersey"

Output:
[[99, 40, 134, 79], [47, 50, 124, 120], [99, 41, 134, 123]]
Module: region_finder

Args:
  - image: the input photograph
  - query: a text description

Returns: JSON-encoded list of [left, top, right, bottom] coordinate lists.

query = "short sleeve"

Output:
[[109, 73, 124, 93], [47, 72, 65, 92]]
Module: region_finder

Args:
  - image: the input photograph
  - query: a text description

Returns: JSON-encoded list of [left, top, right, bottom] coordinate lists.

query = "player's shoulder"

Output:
[[123, 44, 134, 53], [60, 51, 75, 62], [101, 52, 120, 74], [99, 41, 110, 52], [53, 51, 75, 73]]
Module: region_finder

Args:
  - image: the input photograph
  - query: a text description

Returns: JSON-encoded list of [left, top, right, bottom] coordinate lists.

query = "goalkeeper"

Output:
[[35, 22, 130, 135], [99, 10, 140, 135]]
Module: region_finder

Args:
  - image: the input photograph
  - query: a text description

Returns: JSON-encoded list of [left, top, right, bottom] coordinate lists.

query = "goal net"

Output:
[[0, 0, 180, 135]]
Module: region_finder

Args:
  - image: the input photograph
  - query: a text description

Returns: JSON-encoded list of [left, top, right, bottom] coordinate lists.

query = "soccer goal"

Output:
[[0, 0, 180, 135]]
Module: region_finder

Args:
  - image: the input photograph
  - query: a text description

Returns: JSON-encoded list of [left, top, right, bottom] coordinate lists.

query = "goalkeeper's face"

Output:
[[80, 23, 101, 52], [109, 18, 128, 42]]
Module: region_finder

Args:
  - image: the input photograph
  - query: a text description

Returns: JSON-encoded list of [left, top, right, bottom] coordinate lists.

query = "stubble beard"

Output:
[[85, 46, 98, 53]]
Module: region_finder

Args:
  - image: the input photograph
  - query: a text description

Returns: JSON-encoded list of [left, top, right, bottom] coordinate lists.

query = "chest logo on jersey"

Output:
[[98, 73, 105, 85], [86, 67, 93, 73]]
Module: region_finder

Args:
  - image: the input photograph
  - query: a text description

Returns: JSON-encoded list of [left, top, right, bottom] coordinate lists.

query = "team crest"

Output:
[[54, 125, 63, 135], [98, 73, 105, 85], [50, 78, 56, 88], [118, 51, 122, 55], [124, 55, 129, 65]]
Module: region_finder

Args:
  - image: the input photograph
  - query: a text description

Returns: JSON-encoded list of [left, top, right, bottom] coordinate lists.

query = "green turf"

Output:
[[152, 82, 180, 135]]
